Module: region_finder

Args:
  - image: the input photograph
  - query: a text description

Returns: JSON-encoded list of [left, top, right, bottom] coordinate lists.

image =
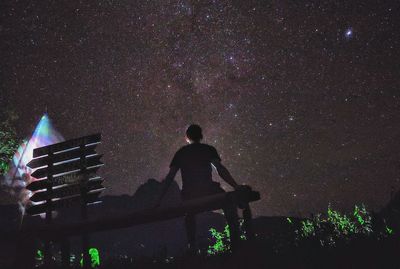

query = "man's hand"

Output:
[[234, 184, 251, 192]]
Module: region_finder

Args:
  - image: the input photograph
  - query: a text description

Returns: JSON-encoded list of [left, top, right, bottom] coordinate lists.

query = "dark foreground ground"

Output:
[[30, 235, 399, 269]]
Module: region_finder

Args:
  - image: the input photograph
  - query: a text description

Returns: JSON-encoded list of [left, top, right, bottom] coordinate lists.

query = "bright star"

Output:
[[345, 28, 353, 39]]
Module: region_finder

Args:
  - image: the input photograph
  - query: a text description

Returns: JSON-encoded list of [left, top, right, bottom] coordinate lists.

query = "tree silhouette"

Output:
[[0, 110, 20, 175]]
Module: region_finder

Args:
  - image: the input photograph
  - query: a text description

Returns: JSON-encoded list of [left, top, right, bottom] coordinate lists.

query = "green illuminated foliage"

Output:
[[80, 248, 100, 268], [353, 204, 373, 235], [0, 125, 19, 175], [0, 110, 20, 175], [89, 248, 100, 267], [207, 225, 230, 255], [35, 249, 43, 261], [295, 204, 374, 246], [300, 219, 315, 237], [207, 220, 247, 255], [385, 226, 393, 235], [327, 206, 356, 236]]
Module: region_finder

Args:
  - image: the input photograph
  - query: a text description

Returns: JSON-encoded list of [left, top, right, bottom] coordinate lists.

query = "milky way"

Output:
[[1, 0, 400, 216]]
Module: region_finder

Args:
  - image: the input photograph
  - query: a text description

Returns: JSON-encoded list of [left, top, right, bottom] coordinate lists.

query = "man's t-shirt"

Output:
[[170, 143, 223, 199]]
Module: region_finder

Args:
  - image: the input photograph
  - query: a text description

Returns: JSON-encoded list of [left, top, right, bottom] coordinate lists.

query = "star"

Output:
[[345, 28, 353, 39]]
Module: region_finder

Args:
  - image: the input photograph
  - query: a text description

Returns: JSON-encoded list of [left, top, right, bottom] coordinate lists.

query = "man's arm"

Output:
[[211, 159, 239, 189], [154, 166, 179, 207]]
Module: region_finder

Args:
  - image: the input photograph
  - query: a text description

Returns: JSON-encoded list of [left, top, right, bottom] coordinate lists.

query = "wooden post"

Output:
[[242, 203, 255, 240], [61, 238, 70, 269], [14, 234, 36, 269], [80, 144, 90, 269], [224, 195, 240, 251], [229, 206, 240, 251], [44, 150, 54, 267]]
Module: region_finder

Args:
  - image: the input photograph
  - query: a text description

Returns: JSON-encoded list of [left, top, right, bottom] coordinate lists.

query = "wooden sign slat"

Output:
[[30, 179, 104, 202], [26, 192, 102, 216], [33, 133, 101, 158], [28, 144, 98, 169], [31, 155, 103, 179], [27, 174, 101, 192]]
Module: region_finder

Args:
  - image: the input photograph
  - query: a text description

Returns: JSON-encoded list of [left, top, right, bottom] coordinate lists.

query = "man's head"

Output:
[[186, 124, 203, 143]]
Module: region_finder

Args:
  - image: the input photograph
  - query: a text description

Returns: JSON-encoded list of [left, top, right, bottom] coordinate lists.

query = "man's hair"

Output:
[[186, 124, 203, 142]]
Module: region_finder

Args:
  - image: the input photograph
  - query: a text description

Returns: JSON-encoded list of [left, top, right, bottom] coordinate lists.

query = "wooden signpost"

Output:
[[26, 133, 104, 268]]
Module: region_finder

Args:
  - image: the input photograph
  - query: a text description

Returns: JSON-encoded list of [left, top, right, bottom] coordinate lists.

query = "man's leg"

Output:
[[185, 214, 196, 251], [223, 205, 240, 250]]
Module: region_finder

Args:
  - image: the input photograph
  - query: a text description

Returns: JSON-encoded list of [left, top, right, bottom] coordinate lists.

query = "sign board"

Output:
[[32, 133, 101, 158], [26, 173, 101, 192], [26, 133, 105, 216], [30, 154, 102, 179], [26, 191, 102, 215], [30, 178, 104, 202], [27, 144, 97, 169]]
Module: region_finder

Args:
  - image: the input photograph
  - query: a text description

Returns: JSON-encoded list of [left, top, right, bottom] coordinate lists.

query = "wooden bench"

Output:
[[15, 187, 260, 268]]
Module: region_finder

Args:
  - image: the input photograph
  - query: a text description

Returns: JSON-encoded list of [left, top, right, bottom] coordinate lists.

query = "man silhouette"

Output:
[[155, 124, 241, 252]]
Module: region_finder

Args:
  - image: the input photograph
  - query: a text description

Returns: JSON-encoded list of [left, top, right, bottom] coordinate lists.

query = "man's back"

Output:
[[170, 143, 221, 198]]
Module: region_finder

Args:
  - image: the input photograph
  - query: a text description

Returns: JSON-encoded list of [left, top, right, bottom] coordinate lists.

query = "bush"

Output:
[[295, 204, 374, 246]]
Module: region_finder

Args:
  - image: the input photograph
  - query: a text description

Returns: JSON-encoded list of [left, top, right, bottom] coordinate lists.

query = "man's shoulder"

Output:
[[196, 143, 219, 154], [175, 144, 194, 153], [175, 145, 187, 154], [202, 143, 218, 151]]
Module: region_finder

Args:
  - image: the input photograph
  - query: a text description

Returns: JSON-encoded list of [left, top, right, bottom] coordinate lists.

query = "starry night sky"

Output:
[[1, 0, 400, 216]]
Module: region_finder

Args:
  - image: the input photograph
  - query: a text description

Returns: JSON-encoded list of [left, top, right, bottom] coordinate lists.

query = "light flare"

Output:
[[9, 114, 64, 182], [4, 114, 64, 216]]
